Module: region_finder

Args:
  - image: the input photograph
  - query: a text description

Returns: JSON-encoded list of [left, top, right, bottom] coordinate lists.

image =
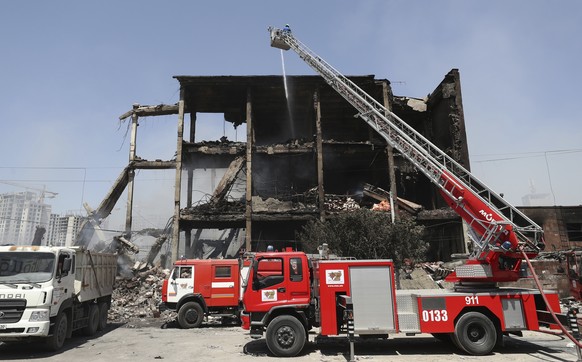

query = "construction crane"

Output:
[[268, 26, 543, 283], [0, 180, 58, 203]]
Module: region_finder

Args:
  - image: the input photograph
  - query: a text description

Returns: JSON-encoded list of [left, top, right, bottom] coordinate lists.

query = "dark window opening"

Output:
[[567, 223, 582, 242], [215, 266, 232, 278]]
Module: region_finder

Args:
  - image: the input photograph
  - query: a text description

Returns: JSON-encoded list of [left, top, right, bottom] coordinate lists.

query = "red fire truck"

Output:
[[160, 259, 248, 328], [241, 250, 565, 357], [237, 27, 576, 358]]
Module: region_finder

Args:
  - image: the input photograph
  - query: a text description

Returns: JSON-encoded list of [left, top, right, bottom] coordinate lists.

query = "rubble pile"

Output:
[[417, 208, 457, 219], [182, 199, 245, 215], [109, 266, 175, 323], [324, 195, 360, 212], [252, 196, 317, 213], [399, 262, 453, 290], [421, 262, 454, 281]]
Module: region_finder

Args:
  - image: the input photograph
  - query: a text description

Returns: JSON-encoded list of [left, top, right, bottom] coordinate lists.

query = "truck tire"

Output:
[[98, 302, 109, 331], [177, 302, 204, 329], [45, 312, 68, 351], [453, 312, 496, 355], [266, 315, 306, 357], [82, 304, 100, 336]]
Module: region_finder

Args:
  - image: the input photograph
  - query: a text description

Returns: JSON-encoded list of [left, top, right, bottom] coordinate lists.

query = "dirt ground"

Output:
[[1, 317, 581, 362]]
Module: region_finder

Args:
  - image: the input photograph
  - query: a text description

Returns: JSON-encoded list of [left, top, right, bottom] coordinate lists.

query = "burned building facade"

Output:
[[519, 206, 582, 252], [111, 70, 470, 263]]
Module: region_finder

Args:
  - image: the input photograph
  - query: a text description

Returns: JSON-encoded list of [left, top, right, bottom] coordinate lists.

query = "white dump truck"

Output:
[[0, 245, 117, 350]]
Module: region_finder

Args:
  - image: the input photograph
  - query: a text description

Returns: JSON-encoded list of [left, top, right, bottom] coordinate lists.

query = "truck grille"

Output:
[[0, 299, 27, 324]]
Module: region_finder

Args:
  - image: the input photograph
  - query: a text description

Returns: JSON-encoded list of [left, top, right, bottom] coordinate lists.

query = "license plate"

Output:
[[0, 325, 6, 330]]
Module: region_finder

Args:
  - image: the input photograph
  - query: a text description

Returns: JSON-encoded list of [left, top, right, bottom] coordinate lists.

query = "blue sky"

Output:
[[1, 1, 581, 230]]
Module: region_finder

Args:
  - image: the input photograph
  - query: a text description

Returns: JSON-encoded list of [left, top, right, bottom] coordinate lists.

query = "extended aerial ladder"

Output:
[[268, 26, 543, 283]]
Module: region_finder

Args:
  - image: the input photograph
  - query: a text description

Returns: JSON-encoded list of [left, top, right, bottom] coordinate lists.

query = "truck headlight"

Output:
[[29, 310, 50, 322]]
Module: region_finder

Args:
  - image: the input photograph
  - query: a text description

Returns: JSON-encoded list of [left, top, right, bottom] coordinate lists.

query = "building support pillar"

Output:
[[185, 112, 196, 258], [314, 91, 325, 221], [245, 88, 253, 252], [382, 81, 399, 219], [125, 103, 139, 237], [172, 87, 186, 263]]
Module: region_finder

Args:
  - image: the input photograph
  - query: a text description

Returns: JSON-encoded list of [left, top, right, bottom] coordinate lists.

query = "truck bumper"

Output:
[[0, 321, 50, 340]]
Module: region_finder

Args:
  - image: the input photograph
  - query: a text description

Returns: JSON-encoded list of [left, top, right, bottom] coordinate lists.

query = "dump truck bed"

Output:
[[73, 248, 117, 302]]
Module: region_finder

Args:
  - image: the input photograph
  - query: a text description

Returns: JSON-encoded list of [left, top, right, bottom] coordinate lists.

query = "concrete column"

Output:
[[125, 104, 139, 236], [185, 112, 196, 258], [314, 91, 325, 220], [245, 88, 253, 252], [382, 81, 399, 219], [172, 87, 186, 263]]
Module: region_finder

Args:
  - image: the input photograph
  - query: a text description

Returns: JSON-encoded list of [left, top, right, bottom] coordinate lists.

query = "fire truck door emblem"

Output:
[[326, 269, 344, 285], [262, 290, 277, 302]]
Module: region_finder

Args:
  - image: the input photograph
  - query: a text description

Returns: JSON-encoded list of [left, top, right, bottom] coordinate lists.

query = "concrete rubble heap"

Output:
[[108, 266, 175, 323]]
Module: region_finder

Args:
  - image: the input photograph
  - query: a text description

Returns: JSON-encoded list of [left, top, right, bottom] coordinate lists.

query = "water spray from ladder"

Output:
[[280, 49, 295, 138]]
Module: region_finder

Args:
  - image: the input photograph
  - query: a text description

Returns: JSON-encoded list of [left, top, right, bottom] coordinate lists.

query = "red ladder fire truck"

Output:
[[238, 27, 579, 358]]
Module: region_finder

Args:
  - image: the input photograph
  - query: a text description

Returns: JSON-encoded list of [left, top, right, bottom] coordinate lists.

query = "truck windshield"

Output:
[[0, 252, 55, 284]]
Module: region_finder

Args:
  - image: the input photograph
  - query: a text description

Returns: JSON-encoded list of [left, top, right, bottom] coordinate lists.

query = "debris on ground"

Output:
[[109, 265, 175, 324], [398, 262, 455, 290]]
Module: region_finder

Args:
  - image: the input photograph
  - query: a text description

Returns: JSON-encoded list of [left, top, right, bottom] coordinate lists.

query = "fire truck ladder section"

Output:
[[269, 27, 542, 280]]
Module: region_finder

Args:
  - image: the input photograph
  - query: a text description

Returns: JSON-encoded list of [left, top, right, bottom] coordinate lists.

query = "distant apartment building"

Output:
[[46, 213, 84, 247], [0, 191, 51, 244]]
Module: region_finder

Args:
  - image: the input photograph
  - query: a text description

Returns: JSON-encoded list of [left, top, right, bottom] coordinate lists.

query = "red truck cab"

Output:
[[160, 258, 243, 328], [241, 252, 311, 335]]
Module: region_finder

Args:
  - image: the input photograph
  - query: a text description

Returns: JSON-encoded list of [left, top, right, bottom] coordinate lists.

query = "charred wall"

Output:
[[174, 73, 469, 260], [520, 206, 582, 251]]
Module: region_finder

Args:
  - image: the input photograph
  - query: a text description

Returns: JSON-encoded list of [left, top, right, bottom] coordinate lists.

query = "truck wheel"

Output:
[[82, 304, 100, 336], [98, 302, 109, 331], [266, 315, 306, 357], [177, 302, 204, 329], [46, 312, 68, 351], [453, 312, 496, 355]]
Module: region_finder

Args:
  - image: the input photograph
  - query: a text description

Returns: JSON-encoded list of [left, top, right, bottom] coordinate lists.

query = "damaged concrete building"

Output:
[[95, 70, 472, 264]]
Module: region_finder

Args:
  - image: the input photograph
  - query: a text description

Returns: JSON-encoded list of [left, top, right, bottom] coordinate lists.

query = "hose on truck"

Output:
[[519, 247, 582, 348]]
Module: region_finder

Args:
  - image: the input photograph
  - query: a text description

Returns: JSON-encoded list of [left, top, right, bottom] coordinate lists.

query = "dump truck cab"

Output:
[[0, 245, 116, 350]]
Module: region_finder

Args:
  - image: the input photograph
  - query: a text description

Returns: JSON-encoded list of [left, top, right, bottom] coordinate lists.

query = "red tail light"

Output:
[[161, 279, 168, 302]]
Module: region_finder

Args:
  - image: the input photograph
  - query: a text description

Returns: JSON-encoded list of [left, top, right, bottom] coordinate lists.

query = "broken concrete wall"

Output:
[[519, 206, 582, 251], [427, 69, 470, 170], [500, 259, 570, 299]]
